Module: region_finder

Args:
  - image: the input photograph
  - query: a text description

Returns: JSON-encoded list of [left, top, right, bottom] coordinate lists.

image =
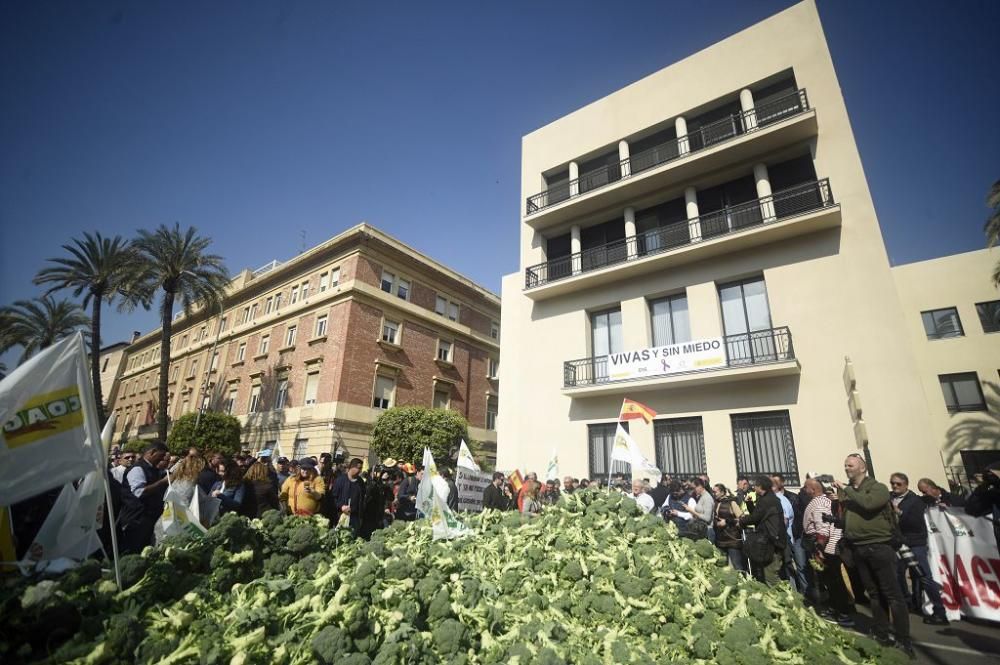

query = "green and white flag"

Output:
[[430, 477, 472, 541], [457, 439, 480, 472], [546, 448, 559, 481]]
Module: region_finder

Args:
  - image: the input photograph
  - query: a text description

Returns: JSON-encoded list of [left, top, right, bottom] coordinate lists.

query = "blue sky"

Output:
[[2, 0, 998, 362]]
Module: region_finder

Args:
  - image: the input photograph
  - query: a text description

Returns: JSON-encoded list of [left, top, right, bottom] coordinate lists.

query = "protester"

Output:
[[111, 452, 135, 483], [688, 478, 716, 541], [275, 457, 291, 488], [916, 478, 965, 508], [245, 459, 279, 517], [279, 459, 325, 517], [396, 463, 418, 521], [211, 459, 253, 517], [835, 454, 913, 657], [562, 476, 577, 494], [738, 476, 787, 586], [712, 484, 746, 574], [440, 467, 459, 511], [648, 474, 669, 511], [769, 474, 802, 592], [890, 472, 949, 625], [198, 452, 224, 494], [735, 476, 751, 505], [332, 458, 365, 531], [542, 479, 561, 506], [168, 455, 205, 506], [578, 478, 590, 490], [483, 472, 511, 510], [118, 442, 170, 554], [966, 461, 1000, 550], [518, 472, 538, 512], [521, 480, 542, 516], [802, 478, 853, 627], [662, 482, 695, 532], [628, 479, 655, 513]]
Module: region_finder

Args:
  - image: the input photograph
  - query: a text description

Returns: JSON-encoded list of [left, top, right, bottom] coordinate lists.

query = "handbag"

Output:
[[682, 518, 709, 541], [744, 528, 775, 566]]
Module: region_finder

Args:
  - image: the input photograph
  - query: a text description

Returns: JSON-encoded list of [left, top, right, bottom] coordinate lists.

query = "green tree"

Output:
[[167, 411, 242, 457], [129, 223, 230, 441], [34, 232, 134, 423], [1, 295, 89, 363], [986, 178, 1000, 287], [370, 406, 471, 466]]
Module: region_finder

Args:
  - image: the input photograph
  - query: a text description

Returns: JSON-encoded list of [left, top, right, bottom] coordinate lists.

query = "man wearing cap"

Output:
[[279, 458, 325, 516], [332, 458, 365, 532], [396, 463, 418, 521], [275, 457, 291, 488]]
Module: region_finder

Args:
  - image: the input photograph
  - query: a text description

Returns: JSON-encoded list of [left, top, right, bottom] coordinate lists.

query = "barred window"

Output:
[[654, 417, 706, 478], [588, 422, 630, 480], [731, 410, 799, 486]]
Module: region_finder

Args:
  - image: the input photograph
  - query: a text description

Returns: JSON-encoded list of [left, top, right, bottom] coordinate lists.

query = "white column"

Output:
[[569, 161, 580, 197], [618, 140, 630, 178], [754, 163, 775, 221], [675, 116, 689, 156], [740, 88, 757, 131], [624, 207, 637, 259], [685, 187, 701, 241], [570, 224, 582, 275]]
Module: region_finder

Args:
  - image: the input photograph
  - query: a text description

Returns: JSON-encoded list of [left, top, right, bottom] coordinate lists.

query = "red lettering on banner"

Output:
[[937, 554, 960, 610], [971, 557, 1000, 610], [954, 557, 980, 607]]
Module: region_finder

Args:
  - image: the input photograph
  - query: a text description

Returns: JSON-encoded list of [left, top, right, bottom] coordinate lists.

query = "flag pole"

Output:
[[610, 399, 627, 492], [99, 464, 123, 589]]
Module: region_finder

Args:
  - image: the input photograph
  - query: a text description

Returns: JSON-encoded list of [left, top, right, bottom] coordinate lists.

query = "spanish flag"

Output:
[[508, 469, 524, 492], [619, 398, 657, 424]]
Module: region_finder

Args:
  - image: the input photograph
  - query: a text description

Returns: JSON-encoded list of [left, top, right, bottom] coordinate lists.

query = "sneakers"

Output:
[[896, 640, 917, 660], [836, 614, 856, 628], [817, 608, 839, 624], [873, 633, 896, 648], [923, 613, 949, 626]]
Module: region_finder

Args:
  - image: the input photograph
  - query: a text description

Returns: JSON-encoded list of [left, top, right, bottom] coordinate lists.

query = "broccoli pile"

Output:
[[0, 493, 903, 665]]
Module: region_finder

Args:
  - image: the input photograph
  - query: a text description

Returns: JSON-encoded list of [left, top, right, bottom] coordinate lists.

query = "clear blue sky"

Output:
[[2, 0, 998, 360]]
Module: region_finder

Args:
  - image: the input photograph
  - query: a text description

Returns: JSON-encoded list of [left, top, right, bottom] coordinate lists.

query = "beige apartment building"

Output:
[[497, 0, 998, 488], [111, 224, 500, 463]]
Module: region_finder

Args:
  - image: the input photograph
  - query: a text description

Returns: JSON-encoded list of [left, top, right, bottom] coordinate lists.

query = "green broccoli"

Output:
[[117, 553, 150, 589], [312, 625, 353, 663], [427, 588, 454, 622], [693, 539, 717, 560], [432, 618, 468, 656]]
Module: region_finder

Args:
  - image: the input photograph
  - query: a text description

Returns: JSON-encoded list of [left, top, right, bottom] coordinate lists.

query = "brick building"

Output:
[[110, 224, 500, 463]]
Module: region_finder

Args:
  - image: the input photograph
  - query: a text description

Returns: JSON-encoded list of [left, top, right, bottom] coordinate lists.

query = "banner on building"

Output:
[[925, 506, 1000, 622], [606, 337, 726, 383], [456, 466, 492, 512]]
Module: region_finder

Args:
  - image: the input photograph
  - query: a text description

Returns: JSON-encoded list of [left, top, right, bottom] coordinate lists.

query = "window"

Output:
[[290, 286, 300, 304], [188, 359, 198, 379], [719, 277, 778, 364], [939, 373, 986, 413], [731, 410, 800, 486], [274, 292, 282, 309], [397, 278, 410, 300], [200, 326, 207, 341], [102, 357, 109, 372], [588, 422, 630, 479], [210, 351, 219, 372], [265, 297, 274, 314], [292, 438, 308, 459], [590, 307, 623, 383], [259, 335, 270, 355], [242, 307, 251, 323], [226, 388, 237, 414], [491, 321, 500, 340], [650, 294, 691, 346], [486, 395, 498, 430], [381, 270, 395, 293], [237, 342, 246, 361], [921, 307, 964, 339], [315, 315, 328, 337], [285, 325, 297, 347], [433, 388, 450, 409], [275, 379, 289, 410], [330, 268, 340, 287], [437, 340, 453, 362], [219, 316, 228, 332], [170, 365, 179, 382], [488, 357, 499, 379], [249, 385, 261, 413], [181, 399, 189, 414], [382, 319, 400, 344], [435, 296, 447, 316], [373, 375, 395, 409], [654, 418, 706, 477], [181, 334, 189, 347], [301, 281, 310, 300], [448, 301, 459, 321], [319, 272, 329, 292], [976, 300, 1000, 334], [304, 372, 319, 405]]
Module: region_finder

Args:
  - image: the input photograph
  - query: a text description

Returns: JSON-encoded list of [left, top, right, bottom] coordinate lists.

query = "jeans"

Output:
[[897, 544, 946, 615], [723, 547, 748, 574], [789, 537, 810, 595], [854, 543, 911, 641]]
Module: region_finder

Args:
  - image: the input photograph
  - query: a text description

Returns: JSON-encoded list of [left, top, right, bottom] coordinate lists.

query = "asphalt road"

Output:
[[849, 605, 1000, 664]]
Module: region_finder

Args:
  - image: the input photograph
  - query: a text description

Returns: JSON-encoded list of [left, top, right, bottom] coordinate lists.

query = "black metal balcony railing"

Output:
[[563, 326, 794, 388], [525, 178, 833, 289], [526, 89, 810, 215]]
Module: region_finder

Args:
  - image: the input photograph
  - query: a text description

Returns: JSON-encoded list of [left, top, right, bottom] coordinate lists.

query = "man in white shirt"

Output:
[[629, 479, 655, 514]]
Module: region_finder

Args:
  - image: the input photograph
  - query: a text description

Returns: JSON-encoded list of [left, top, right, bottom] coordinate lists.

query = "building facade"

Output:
[[93, 339, 131, 413], [111, 224, 500, 462], [497, 0, 998, 487]]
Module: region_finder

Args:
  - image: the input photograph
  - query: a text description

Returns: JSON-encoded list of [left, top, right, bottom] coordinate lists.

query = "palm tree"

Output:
[[34, 232, 133, 423], [986, 178, 1000, 287], [1, 296, 90, 363], [130, 223, 230, 440]]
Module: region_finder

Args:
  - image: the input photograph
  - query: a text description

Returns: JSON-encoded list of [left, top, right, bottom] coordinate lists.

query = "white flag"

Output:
[[416, 447, 438, 518], [546, 448, 559, 481], [430, 480, 472, 541], [0, 333, 104, 505], [457, 439, 481, 472], [611, 424, 661, 481]]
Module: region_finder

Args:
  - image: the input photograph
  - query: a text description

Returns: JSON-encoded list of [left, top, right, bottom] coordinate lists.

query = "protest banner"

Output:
[[606, 338, 725, 382], [456, 466, 492, 512], [926, 506, 1000, 622]]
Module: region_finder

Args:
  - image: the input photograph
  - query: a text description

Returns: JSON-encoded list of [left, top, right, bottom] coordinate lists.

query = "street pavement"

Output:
[[849, 605, 1000, 664]]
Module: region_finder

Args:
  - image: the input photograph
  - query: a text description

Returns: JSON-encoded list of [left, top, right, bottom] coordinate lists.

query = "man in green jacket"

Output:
[[834, 453, 914, 659]]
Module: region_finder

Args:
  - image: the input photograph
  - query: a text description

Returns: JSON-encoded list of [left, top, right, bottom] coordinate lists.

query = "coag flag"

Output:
[[611, 424, 662, 481], [0, 333, 104, 505], [457, 439, 481, 472], [546, 448, 559, 481], [619, 398, 657, 425], [416, 447, 438, 518], [429, 479, 473, 541]]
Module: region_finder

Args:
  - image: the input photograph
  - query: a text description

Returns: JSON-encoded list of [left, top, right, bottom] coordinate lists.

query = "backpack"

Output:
[[744, 527, 775, 566]]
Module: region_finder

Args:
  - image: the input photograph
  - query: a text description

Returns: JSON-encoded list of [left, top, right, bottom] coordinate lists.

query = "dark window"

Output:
[[698, 175, 762, 237], [547, 233, 571, 259], [975, 300, 1000, 334], [752, 74, 802, 127], [578, 149, 622, 193], [921, 308, 964, 339], [580, 218, 627, 271], [636, 197, 688, 254], [588, 422, 629, 480], [544, 170, 570, 206], [688, 100, 743, 151], [731, 410, 800, 486], [629, 126, 680, 174], [767, 154, 817, 192], [544, 232, 573, 282], [654, 418, 706, 478], [938, 373, 986, 414]]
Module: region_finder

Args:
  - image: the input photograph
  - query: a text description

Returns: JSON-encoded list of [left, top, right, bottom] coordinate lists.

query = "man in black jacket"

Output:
[[966, 462, 1000, 551], [890, 473, 948, 625], [482, 472, 510, 510], [739, 476, 787, 586], [119, 442, 170, 554]]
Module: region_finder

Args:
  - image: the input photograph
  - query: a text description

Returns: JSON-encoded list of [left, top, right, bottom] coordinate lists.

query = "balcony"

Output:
[[562, 327, 798, 396], [525, 179, 838, 299], [524, 89, 816, 230]]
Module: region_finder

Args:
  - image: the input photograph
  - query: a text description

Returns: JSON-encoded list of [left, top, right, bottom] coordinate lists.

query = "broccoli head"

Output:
[[312, 625, 353, 663], [431, 618, 468, 656]]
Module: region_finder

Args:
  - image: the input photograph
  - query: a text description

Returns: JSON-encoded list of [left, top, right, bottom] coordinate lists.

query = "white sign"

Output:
[[926, 506, 1000, 622], [606, 337, 726, 382], [456, 467, 492, 512]]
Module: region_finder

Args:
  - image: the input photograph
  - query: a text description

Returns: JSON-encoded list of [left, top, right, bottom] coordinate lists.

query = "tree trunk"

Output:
[[157, 289, 175, 442], [90, 294, 105, 425]]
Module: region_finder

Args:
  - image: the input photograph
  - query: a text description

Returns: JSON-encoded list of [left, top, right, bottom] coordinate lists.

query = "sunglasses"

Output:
[[890, 481, 905, 486]]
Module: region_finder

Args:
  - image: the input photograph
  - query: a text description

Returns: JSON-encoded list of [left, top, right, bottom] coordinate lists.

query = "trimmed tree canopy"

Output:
[[166, 411, 242, 457], [370, 406, 470, 466]]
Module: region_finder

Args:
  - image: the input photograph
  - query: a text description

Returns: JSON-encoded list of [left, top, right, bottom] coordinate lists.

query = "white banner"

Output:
[[926, 506, 1000, 622], [456, 467, 492, 512], [606, 337, 726, 382], [0, 333, 104, 505]]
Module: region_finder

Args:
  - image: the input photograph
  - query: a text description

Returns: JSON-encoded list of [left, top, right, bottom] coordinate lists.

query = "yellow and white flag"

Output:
[[611, 424, 662, 481], [0, 333, 104, 505], [546, 448, 559, 481], [457, 439, 480, 472]]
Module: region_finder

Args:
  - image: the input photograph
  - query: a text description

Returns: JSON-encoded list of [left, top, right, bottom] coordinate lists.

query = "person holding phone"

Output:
[[279, 459, 325, 516]]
